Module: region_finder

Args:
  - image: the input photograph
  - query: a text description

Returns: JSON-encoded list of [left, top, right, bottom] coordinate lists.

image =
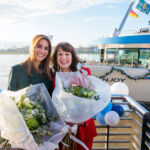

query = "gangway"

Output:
[[92, 95, 150, 150]]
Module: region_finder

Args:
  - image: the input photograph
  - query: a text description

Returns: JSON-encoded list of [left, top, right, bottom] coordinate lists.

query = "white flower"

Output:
[[24, 97, 30, 103], [35, 109, 39, 114]]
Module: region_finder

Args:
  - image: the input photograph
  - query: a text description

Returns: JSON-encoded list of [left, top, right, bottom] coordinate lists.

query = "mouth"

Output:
[[37, 53, 46, 58], [60, 61, 68, 65], [38, 54, 45, 57]]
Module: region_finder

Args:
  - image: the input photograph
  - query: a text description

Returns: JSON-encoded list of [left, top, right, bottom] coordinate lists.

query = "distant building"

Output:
[[0, 40, 29, 50], [76, 46, 99, 53]]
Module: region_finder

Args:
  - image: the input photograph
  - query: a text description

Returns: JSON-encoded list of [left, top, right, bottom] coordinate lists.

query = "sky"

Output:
[[0, 0, 150, 47]]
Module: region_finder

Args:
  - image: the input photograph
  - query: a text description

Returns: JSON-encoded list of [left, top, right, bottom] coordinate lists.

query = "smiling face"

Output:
[[57, 48, 72, 72], [34, 39, 49, 63]]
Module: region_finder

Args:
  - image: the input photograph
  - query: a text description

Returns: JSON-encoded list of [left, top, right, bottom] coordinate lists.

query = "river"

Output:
[[0, 53, 100, 89]]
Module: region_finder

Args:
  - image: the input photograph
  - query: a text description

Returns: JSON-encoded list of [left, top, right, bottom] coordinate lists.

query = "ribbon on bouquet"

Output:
[[77, 63, 88, 75], [49, 122, 89, 150]]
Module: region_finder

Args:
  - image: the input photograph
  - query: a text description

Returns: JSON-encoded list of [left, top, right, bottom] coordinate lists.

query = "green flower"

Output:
[[26, 118, 39, 130], [65, 84, 98, 99]]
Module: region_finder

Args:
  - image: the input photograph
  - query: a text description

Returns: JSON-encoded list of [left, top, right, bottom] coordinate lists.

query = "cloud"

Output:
[[0, 0, 124, 24], [105, 5, 117, 8], [84, 16, 118, 23], [102, 16, 118, 21], [83, 17, 100, 22]]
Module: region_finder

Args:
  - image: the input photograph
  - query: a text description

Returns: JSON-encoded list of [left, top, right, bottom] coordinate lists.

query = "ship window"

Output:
[[119, 48, 138, 66], [106, 48, 119, 64], [106, 48, 138, 66], [139, 48, 150, 67]]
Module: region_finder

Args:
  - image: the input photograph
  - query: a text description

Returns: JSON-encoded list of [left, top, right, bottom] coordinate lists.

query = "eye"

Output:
[[58, 53, 62, 56], [44, 47, 49, 51], [36, 44, 41, 48], [66, 53, 70, 56]]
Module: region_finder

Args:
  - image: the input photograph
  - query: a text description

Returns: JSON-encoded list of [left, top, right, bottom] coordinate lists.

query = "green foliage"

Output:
[[26, 118, 39, 130], [1, 140, 11, 150], [16, 95, 51, 145], [98, 66, 150, 80], [0, 88, 57, 149], [65, 84, 99, 101]]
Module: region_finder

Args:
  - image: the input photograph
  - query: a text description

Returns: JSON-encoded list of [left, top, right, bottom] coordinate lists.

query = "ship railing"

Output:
[[92, 95, 150, 150]]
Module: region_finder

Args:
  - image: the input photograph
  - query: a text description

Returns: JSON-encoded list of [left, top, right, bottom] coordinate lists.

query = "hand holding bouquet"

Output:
[[52, 71, 111, 123]]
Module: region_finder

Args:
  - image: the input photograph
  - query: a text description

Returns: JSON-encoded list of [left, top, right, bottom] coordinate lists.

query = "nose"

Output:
[[40, 47, 46, 52], [61, 54, 66, 59]]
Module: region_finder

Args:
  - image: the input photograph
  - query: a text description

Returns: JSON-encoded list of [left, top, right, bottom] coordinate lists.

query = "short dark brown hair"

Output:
[[51, 42, 80, 72]]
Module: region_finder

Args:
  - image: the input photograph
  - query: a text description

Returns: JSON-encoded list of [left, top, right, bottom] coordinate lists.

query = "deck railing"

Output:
[[92, 95, 150, 150]]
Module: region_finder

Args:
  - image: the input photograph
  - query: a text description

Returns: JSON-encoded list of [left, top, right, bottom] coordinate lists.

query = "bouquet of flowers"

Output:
[[52, 71, 111, 123], [64, 84, 100, 100], [0, 84, 64, 150]]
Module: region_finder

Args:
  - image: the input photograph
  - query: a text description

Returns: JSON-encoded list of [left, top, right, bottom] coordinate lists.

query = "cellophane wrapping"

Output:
[[52, 72, 111, 123], [0, 83, 64, 150]]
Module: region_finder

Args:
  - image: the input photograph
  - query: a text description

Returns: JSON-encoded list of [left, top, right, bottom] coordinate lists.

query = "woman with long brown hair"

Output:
[[51, 42, 97, 150], [8, 34, 53, 95]]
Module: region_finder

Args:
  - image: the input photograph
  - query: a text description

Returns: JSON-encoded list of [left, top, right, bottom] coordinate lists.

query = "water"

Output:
[[0, 54, 28, 89], [0, 53, 100, 89]]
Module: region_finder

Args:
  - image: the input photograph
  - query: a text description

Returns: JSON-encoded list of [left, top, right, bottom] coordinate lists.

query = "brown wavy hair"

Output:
[[21, 34, 52, 80], [51, 42, 80, 72]]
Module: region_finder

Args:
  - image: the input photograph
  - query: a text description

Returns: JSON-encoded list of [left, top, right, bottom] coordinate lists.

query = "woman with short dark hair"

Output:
[[51, 42, 97, 150]]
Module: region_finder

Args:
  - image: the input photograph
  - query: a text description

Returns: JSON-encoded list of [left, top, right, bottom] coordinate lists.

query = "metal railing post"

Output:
[[141, 112, 150, 150], [106, 125, 110, 150]]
